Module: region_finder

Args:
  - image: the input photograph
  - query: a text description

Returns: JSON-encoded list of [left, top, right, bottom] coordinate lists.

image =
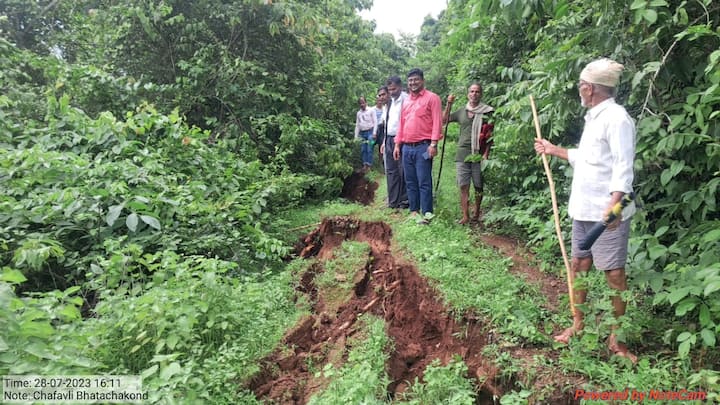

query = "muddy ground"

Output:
[[248, 173, 582, 404]]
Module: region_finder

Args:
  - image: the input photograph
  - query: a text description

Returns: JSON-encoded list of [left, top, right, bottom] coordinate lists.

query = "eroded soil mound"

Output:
[[340, 170, 378, 205], [249, 217, 501, 404]]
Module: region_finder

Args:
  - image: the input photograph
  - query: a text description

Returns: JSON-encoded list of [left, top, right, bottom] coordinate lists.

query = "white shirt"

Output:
[[567, 98, 636, 221], [354, 108, 377, 138], [385, 92, 408, 136]]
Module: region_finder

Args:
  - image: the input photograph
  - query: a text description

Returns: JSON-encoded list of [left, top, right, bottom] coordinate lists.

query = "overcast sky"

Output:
[[358, 0, 448, 39]]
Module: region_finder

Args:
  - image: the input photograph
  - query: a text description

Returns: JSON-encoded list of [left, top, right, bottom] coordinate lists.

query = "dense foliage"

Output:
[[0, 0, 408, 400]]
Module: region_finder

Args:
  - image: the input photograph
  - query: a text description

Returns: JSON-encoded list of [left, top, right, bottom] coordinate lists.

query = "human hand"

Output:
[[447, 94, 456, 104], [534, 139, 554, 155], [380, 143, 385, 154], [393, 146, 400, 161], [603, 203, 621, 230]]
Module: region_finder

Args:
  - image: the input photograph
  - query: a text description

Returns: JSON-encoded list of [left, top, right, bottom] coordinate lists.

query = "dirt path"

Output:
[[249, 217, 501, 403], [248, 172, 582, 404], [478, 233, 565, 312]]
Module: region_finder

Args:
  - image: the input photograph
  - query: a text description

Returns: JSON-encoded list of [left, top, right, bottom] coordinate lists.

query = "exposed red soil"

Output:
[[340, 170, 378, 205], [249, 214, 585, 404], [249, 217, 502, 404]]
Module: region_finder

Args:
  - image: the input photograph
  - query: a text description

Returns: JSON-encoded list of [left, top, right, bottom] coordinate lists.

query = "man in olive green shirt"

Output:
[[444, 83, 494, 224]]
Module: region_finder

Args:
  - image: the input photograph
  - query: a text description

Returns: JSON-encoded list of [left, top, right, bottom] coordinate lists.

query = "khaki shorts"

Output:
[[571, 218, 631, 271], [456, 161, 483, 191]]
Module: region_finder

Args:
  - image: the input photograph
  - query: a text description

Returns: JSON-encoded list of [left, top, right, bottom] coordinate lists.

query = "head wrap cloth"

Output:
[[580, 58, 624, 88]]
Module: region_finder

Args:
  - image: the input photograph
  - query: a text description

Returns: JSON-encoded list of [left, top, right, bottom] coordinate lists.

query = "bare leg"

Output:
[[605, 268, 637, 363], [458, 185, 470, 224], [471, 189, 483, 221], [554, 257, 591, 343]]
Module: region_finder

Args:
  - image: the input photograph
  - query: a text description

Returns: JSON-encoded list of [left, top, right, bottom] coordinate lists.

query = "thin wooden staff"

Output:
[[529, 95, 576, 317], [434, 100, 453, 194]]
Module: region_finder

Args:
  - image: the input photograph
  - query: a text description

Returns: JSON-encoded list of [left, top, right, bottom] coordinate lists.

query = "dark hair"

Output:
[[377, 85, 388, 94], [358, 96, 366, 103], [386, 76, 402, 86], [407, 68, 424, 79], [469, 82, 483, 93]]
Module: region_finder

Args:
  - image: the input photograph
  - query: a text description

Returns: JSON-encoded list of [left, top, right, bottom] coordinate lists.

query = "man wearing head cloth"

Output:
[[534, 58, 638, 363]]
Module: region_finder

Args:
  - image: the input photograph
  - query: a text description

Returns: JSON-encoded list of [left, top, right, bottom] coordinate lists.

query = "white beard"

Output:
[[580, 97, 587, 108]]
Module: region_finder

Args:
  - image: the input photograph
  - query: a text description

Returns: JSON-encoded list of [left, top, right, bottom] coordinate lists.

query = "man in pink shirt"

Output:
[[393, 68, 443, 223]]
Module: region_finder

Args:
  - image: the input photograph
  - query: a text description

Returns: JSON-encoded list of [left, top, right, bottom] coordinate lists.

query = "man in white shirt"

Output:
[[381, 76, 409, 209], [354, 96, 377, 171], [534, 58, 637, 363]]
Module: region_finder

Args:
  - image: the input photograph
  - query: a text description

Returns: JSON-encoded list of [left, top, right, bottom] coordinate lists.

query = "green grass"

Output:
[[307, 314, 391, 405]]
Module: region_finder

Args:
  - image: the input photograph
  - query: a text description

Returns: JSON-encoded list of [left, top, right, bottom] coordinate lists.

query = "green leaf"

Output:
[[0, 336, 9, 351], [58, 305, 81, 321], [141, 365, 158, 379], [648, 244, 667, 260], [675, 298, 697, 316], [704, 280, 720, 296], [643, 9, 658, 24], [660, 168, 674, 186], [677, 331, 692, 342], [630, 0, 646, 10], [654, 226, 669, 237], [167, 334, 180, 350], [140, 215, 161, 230], [678, 340, 691, 357], [0, 268, 27, 284], [23, 342, 58, 360], [648, 0, 667, 6], [699, 304, 711, 326], [702, 229, 720, 243], [106, 204, 124, 226], [667, 286, 690, 305], [160, 362, 182, 381], [700, 329, 716, 347], [126, 213, 139, 232]]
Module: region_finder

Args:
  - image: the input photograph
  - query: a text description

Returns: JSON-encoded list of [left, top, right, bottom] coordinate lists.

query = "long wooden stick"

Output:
[[529, 95, 576, 317], [435, 100, 453, 194]]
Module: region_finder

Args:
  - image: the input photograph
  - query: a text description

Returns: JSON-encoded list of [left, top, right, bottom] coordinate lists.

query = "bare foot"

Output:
[[471, 209, 482, 222], [608, 334, 638, 364], [457, 217, 469, 225], [553, 327, 578, 344]]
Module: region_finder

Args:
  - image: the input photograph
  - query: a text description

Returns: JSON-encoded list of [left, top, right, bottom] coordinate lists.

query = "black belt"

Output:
[[386, 134, 396, 137], [404, 140, 431, 147]]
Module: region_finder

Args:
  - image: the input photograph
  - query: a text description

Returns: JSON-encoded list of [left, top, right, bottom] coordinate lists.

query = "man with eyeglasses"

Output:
[[534, 58, 638, 363], [382, 76, 409, 210], [393, 68, 443, 224]]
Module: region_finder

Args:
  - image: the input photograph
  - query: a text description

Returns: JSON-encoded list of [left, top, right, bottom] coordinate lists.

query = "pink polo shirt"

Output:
[[397, 88, 443, 144]]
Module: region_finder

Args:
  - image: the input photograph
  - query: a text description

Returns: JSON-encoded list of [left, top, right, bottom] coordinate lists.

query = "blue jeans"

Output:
[[360, 129, 373, 166], [402, 142, 433, 214]]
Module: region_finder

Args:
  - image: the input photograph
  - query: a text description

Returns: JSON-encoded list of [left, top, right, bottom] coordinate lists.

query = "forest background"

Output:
[[1, 0, 718, 402]]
